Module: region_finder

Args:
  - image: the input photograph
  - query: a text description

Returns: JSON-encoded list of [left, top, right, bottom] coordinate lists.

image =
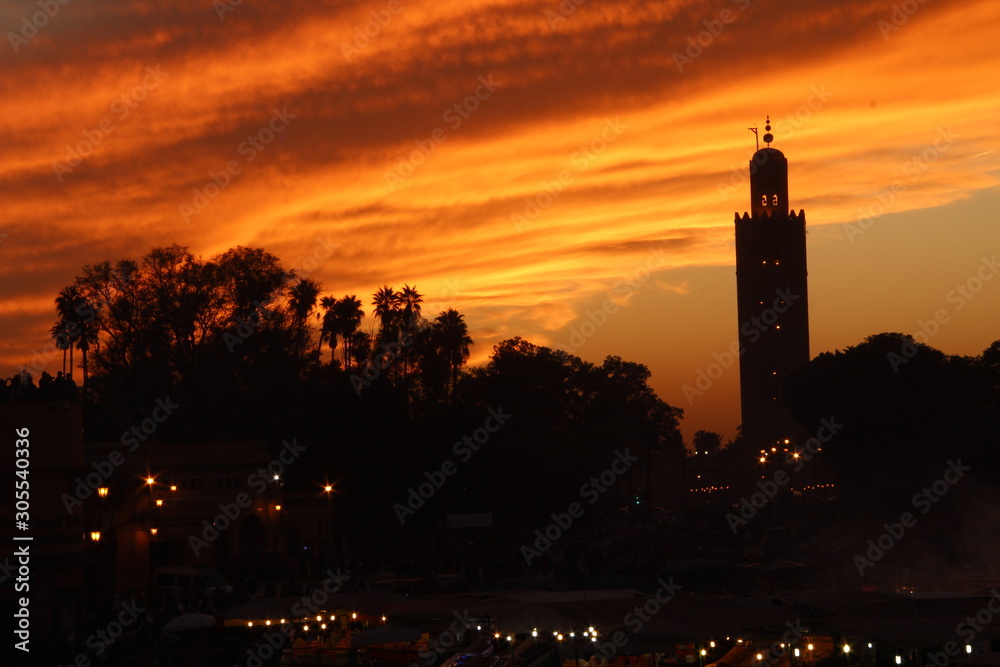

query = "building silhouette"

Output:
[[734, 118, 810, 451]]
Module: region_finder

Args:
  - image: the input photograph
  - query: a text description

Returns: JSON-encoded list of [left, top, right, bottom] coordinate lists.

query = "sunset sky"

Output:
[[1, 0, 998, 442]]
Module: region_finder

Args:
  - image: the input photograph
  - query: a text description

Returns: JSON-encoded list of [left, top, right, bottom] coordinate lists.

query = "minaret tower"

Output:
[[734, 118, 810, 451]]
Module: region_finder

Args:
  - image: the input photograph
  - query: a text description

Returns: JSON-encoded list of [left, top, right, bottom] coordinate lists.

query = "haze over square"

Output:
[[2, 0, 999, 441]]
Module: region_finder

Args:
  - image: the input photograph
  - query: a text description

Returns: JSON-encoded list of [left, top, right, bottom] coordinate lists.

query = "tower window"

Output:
[[772, 194, 779, 205], [761, 195, 768, 206]]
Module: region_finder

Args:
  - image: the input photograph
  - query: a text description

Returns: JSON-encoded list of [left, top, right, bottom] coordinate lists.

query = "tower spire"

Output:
[[763, 115, 773, 147]]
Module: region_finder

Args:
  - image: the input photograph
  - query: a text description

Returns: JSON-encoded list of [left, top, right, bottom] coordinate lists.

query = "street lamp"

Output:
[[98, 487, 109, 498]]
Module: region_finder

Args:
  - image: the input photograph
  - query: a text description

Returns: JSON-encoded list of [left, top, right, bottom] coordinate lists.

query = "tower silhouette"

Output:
[[734, 118, 810, 451]]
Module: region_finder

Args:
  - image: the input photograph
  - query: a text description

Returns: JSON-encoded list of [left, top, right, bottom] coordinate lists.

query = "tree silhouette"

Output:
[[693, 430, 723, 455], [287, 277, 321, 340], [332, 295, 365, 366], [430, 308, 473, 399]]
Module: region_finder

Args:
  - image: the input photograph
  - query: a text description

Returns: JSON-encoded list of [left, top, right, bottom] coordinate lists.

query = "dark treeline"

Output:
[[36, 243, 1000, 586], [44, 244, 685, 544], [784, 332, 1000, 586]]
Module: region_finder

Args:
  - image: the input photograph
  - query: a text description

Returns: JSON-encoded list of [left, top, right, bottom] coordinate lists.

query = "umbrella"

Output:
[[161, 612, 217, 635]]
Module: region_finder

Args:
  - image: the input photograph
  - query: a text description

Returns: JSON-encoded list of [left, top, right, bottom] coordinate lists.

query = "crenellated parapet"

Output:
[[734, 209, 806, 222]]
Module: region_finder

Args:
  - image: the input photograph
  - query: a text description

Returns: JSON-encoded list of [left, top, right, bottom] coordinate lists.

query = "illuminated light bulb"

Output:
[[843, 645, 851, 654]]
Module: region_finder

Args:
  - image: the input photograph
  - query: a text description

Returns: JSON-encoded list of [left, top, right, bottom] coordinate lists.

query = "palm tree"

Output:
[[372, 285, 400, 331], [54, 285, 84, 380], [318, 295, 338, 361], [332, 295, 365, 366], [49, 322, 70, 375], [398, 284, 423, 330], [75, 318, 99, 390], [288, 278, 321, 334], [433, 309, 473, 397]]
